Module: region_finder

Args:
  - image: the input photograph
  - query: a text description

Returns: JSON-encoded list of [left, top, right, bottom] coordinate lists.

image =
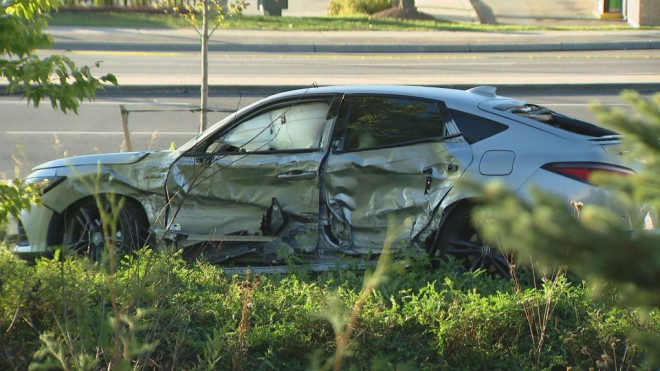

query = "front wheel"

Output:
[[432, 206, 512, 278], [64, 197, 148, 261]]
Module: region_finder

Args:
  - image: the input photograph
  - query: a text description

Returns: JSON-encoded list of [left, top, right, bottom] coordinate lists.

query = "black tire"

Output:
[[64, 197, 148, 261], [433, 206, 512, 278]]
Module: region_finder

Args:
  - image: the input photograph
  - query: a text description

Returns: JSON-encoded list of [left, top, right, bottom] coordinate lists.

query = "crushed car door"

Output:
[[165, 96, 338, 256], [322, 95, 472, 253]]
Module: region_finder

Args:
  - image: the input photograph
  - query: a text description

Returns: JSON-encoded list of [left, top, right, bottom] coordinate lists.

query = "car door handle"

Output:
[[422, 168, 435, 195], [277, 170, 316, 180]]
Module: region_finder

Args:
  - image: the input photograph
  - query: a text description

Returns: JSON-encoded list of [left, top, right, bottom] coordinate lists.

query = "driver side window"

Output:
[[207, 100, 333, 153]]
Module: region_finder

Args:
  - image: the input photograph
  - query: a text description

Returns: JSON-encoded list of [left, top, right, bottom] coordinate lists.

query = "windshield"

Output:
[[176, 112, 238, 152], [177, 97, 276, 152]]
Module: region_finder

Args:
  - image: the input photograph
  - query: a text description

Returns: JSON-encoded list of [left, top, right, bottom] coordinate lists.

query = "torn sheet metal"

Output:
[[165, 151, 324, 253], [17, 151, 178, 250], [38, 150, 176, 222], [322, 140, 472, 253]]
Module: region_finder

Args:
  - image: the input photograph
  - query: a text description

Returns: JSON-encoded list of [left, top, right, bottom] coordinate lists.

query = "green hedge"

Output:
[[0, 247, 657, 369], [327, 0, 391, 16]]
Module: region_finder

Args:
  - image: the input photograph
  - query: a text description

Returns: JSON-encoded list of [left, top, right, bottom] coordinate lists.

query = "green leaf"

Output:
[[1, 0, 108, 113]]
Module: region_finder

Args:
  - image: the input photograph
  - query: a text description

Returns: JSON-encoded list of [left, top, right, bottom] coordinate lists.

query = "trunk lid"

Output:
[[591, 136, 640, 171]]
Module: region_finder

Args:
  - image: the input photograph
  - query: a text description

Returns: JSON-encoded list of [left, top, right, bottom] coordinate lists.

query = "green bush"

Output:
[[0, 246, 657, 369], [327, 0, 391, 16]]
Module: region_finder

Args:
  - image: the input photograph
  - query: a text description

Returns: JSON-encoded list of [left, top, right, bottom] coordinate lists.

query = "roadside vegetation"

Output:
[[0, 246, 658, 370], [48, 11, 450, 30], [46, 8, 642, 31]]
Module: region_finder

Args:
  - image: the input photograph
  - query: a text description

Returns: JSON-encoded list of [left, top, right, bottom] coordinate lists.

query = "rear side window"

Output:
[[449, 109, 508, 144], [339, 96, 446, 151]]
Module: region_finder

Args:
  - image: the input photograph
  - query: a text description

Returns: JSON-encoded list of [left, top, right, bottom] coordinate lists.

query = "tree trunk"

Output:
[[392, 0, 415, 9], [200, 0, 209, 132]]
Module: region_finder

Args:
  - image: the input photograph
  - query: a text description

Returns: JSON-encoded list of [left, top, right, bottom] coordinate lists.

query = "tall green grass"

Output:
[[1, 246, 657, 369]]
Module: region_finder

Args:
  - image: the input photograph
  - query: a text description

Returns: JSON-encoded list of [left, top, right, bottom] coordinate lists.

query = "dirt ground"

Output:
[[371, 7, 437, 21]]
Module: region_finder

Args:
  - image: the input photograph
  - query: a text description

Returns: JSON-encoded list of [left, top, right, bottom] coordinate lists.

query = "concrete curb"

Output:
[[52, 40, 660, 53]]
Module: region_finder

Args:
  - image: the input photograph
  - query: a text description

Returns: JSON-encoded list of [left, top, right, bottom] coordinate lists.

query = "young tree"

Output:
[[472, 91, 660, 365], [170, 0, 247, 132], [1, 0, 116, 223]]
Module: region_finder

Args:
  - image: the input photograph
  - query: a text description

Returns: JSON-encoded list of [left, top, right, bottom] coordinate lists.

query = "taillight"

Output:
[[541, 162, 634, 184]]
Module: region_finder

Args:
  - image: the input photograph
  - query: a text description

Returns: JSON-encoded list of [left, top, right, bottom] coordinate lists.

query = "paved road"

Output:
[[48, 27, 660, 54], [40, 26, 659, 95], [36, 48, 660, 88]]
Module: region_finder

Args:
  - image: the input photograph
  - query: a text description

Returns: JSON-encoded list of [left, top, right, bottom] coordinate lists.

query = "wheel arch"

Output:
[[46, 193, 149, 247], [424, 196, 482, 255], [427, 196, 513, 277]]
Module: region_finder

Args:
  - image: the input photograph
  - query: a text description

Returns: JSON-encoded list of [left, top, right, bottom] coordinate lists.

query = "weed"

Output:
[[232, 269, 261, 371], [511, 261, 566, 370]]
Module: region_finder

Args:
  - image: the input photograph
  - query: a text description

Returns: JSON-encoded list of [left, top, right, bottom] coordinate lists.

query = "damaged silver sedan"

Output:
[[5, 85, 641, 274]]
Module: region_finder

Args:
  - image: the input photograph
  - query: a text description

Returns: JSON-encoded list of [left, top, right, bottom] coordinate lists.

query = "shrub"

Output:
[[0, 246, 658, 369], [327, 0, 391, 16]]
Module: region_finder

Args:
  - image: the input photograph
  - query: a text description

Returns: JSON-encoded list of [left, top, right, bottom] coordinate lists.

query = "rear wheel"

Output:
[[64, 197, 148, 261], [433, 206, 512, 278]]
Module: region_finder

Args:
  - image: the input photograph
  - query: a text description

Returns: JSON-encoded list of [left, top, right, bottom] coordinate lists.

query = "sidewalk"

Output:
[[238, 0, 629, 26], [416, 0, 478, 23], [239, 0, 627, 26], [471, 0, 628, 27], [239, 0, 478, 24]]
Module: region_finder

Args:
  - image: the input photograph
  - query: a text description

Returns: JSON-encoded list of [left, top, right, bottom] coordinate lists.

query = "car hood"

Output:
[[33, 152, 151, 171]]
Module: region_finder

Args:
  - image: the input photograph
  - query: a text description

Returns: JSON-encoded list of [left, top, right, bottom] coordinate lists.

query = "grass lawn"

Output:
[[48, 9, 640, 31]]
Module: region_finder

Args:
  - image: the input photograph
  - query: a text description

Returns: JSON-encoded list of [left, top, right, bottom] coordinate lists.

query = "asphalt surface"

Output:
[[49, 27, 660, 54], [4, 0, 660, 94], [41, 26, 660, 95]]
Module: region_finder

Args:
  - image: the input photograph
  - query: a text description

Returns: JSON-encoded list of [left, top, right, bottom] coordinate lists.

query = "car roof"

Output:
[[267, 85, 497, 107], [268, 85, 617, 140]]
